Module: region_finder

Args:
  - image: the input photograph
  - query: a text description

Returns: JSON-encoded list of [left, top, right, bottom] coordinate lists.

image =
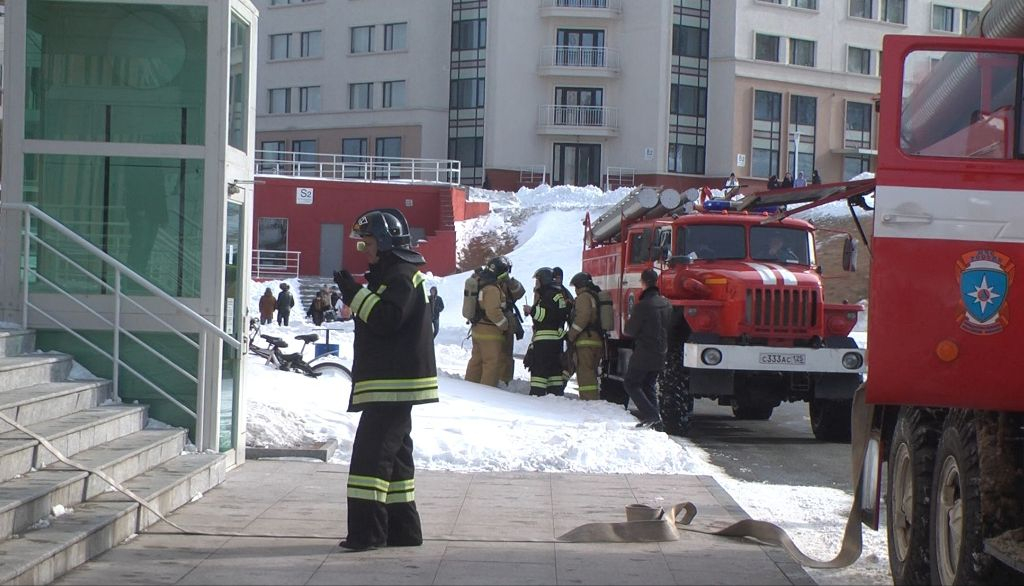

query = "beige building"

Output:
[[254, 0, 988, 190]]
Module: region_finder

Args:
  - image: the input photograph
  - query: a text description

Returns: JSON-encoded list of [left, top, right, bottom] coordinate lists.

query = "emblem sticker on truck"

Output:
[[957, 249, 1013, 335], [759, 352, 806, 365]]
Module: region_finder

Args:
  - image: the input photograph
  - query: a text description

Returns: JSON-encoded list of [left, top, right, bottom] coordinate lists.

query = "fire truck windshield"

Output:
[[675, 225, 745, 260], [750, 227, 812, 265]]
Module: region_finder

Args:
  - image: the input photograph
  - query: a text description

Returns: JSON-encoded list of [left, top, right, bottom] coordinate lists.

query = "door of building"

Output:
[[553, 143, 601, 187], [320, 224, 344, 276]]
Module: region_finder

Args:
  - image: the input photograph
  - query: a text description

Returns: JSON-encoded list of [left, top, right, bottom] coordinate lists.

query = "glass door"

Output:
[[220, 200, 244, 452]]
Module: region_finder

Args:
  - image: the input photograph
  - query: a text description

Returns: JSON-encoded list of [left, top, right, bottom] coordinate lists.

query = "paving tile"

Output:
[[434, 559, 556, 585]]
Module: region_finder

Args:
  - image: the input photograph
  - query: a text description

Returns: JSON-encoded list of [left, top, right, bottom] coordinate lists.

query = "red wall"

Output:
[[253, 178, 471, 277]]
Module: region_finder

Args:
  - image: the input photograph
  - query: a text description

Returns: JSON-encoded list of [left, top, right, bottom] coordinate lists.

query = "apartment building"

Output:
[[255, 0, 989, 190]]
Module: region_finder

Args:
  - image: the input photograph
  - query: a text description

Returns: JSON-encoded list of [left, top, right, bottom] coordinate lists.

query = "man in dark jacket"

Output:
[[428, 286, 444, 338], [333, 208, 439, 551], [275, 283, 294, 326], [623, 268, 672, 430]]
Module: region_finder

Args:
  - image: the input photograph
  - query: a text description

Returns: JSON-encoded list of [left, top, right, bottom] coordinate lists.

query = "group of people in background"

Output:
[[257, 281, 350, 327], [766, 169, 822, 190]]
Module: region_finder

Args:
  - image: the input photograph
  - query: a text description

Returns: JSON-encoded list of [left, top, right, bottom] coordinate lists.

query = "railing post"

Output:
[[113, 271, 121, 395], [21, 209, 30, 329], [196, 330, 208, 451]]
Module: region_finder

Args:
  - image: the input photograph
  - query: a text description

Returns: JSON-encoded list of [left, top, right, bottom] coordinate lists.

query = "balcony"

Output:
[[540, 0, 622, 19], [538, 105, 619, 136], [538, 46, 620, 78]]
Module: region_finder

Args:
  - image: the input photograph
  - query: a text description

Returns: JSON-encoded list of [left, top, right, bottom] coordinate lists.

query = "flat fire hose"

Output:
[[557, 384, 872, 569]]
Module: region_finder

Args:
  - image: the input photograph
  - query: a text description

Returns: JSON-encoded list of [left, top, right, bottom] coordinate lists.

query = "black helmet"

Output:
[[569, 271, 592, 289], [350, 208, 411, 252], [485, 255, 512, 278], [552, 267, 564, 280], [533, 267, 554, 288]]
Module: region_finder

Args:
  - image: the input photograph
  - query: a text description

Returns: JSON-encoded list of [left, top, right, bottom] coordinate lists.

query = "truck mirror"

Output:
[[842, 235, 858, 272], [668, 254, 693, 267]]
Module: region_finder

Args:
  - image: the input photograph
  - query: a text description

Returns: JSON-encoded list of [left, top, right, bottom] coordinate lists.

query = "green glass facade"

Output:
[[26, 1, 208, 144]]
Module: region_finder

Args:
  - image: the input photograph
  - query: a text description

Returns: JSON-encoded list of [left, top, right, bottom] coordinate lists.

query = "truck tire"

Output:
[[658, 346, 692, 436], [730, 400, 773, 420], [929, 410, 1014, 585], [887, 407, 939, 586], [809, 398, 852, 442]]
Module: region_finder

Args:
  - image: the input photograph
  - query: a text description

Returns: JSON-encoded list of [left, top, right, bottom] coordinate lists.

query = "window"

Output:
[[342, 138, 368, 178], [792, 0, 817, 8], [384, 22, 407, 51], [750, 227, 811, 265], [259, 141, 286, 173], [668, 142, 704, 174], [300, 30, 322, 58], [376, 137, 401, 158], [298, 86, 320, 113], [629, 229, 654, 264], [670, 84, 707, 117], [844, 156, 871, 180], [228, 14, 250, 152], [789, 95, 816, 177], [932, 5, 955, 32], [755, 34, 780, 62], [349, 82, 372, 110], [673, 25, 708, 59], [450, 78, 485, 109], [789, 38, 815, 67], [752, 90, 782, 178], [452, 19, 486, 50], [382, 80, 406, 109], [845, 101, 872, 149], [261, 140, 285, 155], [292, 139, 317, 175], [882, 0, 905, 24], [268, 88, 290, 113], [849, 0, 872, 19], [449, 136, 483, 167], [848, 46, 871, 74], [351, 25, 373, 54], [963, 9, 980, 33], [676, 225, 746, 261], [270, 33, 290, 60]]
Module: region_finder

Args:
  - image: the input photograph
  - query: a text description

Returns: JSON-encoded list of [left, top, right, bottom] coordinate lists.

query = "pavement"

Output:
[[53, 460, 816, 585]]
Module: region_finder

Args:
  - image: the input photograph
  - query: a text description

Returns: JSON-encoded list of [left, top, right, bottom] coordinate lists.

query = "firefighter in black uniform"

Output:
[[333, 208, 439, 551], [523, 267, 569, 396]]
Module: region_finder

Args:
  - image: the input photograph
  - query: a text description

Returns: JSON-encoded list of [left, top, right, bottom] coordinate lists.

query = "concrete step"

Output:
[[0, 452, 226, 585], [0, 354, 73, 391], [0, 331, 34, 359], [0, 381, 113, 434], [0, 406, 148, 483], [0, 429, 186, 541]]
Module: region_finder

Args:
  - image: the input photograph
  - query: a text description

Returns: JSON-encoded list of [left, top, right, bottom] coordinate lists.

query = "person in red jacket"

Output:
[[333, 208, 438, 551]]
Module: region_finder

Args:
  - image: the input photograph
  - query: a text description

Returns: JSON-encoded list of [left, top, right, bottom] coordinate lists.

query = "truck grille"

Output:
[[746, 288, 819, 331]]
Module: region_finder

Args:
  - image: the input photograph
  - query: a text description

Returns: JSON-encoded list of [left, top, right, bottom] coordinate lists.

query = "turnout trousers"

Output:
[[346, 405, 423, 548], [465, 324, 505, 388], [574, 341, 603, 401], [529, 337, 566, 396]]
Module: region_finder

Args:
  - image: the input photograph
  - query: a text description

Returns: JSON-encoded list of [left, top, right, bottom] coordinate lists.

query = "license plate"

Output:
[[759, 352, 806, 365]]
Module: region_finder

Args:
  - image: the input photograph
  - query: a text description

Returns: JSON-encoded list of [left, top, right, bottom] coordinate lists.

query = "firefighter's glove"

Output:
[[333, 270, 361, 303]]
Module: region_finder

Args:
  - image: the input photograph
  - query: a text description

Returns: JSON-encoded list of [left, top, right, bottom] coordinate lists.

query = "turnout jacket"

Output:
[[568, 288, 603, 347], [530, 286, 569, 342], [342, 252, 439, 411]]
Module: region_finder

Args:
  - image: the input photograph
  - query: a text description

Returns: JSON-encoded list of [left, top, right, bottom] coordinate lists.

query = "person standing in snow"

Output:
[[567, 272, 604, 401], [523, 267, 569, 396], [622, 269, 672, 430], [428, 286, 444, 338], [275, 283, 295, 326], [465, 263, 508, 388], [258, 287, 276, 325], [332, 208, 438, 551]]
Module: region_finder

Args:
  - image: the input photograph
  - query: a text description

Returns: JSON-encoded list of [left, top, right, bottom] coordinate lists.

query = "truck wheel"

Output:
[[658, 350, 692, 436], [730, 400, 773, 421], [809, 398, 852, 442], [887, 407, 939, 586], [929, 410, 1010, 585]]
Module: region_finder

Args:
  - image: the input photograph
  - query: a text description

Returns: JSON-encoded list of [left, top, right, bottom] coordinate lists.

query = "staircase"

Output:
[[0, 328, 226, 585]]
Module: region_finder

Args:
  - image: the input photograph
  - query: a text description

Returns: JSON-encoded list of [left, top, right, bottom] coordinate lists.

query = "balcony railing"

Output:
[[539, 46, 621, 71], [255, 150, 461, 185], [539, 105, 619, 132], [252, 249, 301, 280], [541, 0, 622, 12]]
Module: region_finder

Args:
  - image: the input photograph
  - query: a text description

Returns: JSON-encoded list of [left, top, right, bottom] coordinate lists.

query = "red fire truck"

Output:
[[737, 15, 1024, 585], [582, 183, 868, 441]]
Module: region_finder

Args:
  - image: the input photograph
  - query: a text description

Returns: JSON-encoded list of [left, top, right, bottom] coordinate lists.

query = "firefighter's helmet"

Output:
[[350, 208, 411, 252], [485, 255, 512, 279], [569, 271, 592, 289], [533, 267, 554, 288]]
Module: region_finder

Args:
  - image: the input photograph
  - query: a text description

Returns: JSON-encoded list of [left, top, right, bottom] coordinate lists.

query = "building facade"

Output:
[[255, 0, 988, 190]]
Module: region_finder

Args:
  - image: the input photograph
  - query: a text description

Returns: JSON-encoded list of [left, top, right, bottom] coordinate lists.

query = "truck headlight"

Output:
[[701, 348, 723, 366], [842, 352, 863, 370]]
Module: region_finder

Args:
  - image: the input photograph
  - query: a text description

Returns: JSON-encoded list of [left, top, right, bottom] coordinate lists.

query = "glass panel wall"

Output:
[[26, 1, 208, 145], [229, 13, 250, 151], [24, 154, 205, 297]]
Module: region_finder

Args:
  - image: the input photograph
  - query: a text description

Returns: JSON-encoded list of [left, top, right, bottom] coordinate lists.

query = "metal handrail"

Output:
[[539, 104, 620, 129], [0, 202, 240, 452], [539, 46, 621, 70], [541, 0, 622, 11], [255, 149, 462, 185], [252, 249, 301, 279]]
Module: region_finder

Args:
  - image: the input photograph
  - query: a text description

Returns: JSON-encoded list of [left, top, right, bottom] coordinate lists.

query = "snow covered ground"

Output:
[[242, 182, 889, 585]]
